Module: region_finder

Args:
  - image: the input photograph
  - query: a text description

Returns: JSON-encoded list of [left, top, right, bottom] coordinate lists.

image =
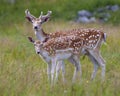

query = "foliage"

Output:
[[0, 0, 120, 25]]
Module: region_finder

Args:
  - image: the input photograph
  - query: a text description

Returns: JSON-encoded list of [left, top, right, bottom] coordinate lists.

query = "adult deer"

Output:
[[25, 9, 106, 81], [25, 9, 82, 83], [28, 36, 84, 85]]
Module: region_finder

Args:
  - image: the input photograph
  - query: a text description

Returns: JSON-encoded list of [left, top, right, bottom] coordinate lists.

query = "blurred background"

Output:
[[0, 0, 120, 25]]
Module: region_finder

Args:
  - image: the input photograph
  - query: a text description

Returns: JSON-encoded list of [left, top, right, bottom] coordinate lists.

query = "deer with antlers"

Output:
[[25, 9, 83, 83], [25, 9, 106, 81]]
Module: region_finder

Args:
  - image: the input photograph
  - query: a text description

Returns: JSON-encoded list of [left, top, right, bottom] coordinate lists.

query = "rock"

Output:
[[106, 5, 119, 12], [76, 4, 119, 23], [110, 5, 119, 12], [96, 7, 106, 13], [76, 10, 95, 23], [77, 16, 96, 23], [78, 10, 92, 17]]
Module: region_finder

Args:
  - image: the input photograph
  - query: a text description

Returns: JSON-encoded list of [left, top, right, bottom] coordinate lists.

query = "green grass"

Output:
[[0, 0, 120, 25], [0, 0, 120, 95], [0, 21, 120, 96]]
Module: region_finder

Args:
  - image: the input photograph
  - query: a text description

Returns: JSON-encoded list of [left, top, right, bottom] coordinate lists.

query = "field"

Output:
[[0, 21, 120, 96]]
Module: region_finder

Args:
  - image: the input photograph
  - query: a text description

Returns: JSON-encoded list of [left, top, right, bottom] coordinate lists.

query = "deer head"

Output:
[[25, 9, 52, 30], [28, 37, 43, 54]]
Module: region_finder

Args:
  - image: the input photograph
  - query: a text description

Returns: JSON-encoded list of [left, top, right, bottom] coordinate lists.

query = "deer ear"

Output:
[[44, 17, 50, 22], [25, 16, 32, 22], [28, 37, 34, 43]]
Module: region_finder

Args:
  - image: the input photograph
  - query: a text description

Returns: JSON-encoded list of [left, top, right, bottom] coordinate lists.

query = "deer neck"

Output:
[[38, 48, 51, 63], [35, 29, 48, 41]]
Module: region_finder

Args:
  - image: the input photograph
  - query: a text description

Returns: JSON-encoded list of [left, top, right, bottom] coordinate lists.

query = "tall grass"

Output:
[[0, 21, 120, 96]]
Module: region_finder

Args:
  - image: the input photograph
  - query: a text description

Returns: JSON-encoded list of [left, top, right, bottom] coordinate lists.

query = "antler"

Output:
[[25, 9, 36, 22], [39, 11, 52, 23], [39, 11, 52, 18], [25, 9, 30, 16], [39, 11, 43, 18]]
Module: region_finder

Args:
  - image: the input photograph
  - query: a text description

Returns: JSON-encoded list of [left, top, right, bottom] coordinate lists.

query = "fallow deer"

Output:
[[25, 9, 82, 82], [25, 9, 106, 81], [28, 36, 84, 85]]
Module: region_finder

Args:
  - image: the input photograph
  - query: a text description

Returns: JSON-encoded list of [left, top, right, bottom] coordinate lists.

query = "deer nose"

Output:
[[37, 52, 40, 54], [34, 26, 38, 29]]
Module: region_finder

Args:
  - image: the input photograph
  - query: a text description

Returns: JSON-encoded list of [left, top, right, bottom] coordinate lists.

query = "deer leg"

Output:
[[97, 51, 106, 81], [87, 53, 99, 80], [82, 49, 99, 80], [68, 57, 77, 82], [47, 63, 51, 82], [55, 60, 65, 83], [61, 61, 66, 83], [89, 50, 106, 81], [70, 55, 81, 83], [51, 58, 57, 86]]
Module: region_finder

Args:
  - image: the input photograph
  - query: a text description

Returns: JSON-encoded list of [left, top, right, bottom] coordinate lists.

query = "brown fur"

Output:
[[46, 28, 105, 50], [35, 35, 84, 55]]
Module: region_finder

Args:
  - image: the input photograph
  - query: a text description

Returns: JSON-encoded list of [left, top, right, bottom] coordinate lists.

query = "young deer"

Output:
[[25, 9, 106, 81], [28, 36, 84, 85]]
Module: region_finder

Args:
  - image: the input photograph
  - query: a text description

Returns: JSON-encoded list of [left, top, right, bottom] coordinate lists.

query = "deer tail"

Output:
[[103, 33, 107, 42]]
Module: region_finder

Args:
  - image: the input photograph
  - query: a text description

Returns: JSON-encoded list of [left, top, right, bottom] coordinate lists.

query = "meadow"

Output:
[[0, 0, 120, 95], [0, 20, 120, 96]]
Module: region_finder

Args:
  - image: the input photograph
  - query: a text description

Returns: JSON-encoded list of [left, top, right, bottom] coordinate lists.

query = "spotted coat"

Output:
[[35, 35, 84, 56], [47, 28, 105, 50]]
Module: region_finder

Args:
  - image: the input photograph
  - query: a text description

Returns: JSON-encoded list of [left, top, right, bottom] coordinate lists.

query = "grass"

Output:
[[0, 0, 120, 24], [0, 0, 120, 95], [0, 21, 120, 96]]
